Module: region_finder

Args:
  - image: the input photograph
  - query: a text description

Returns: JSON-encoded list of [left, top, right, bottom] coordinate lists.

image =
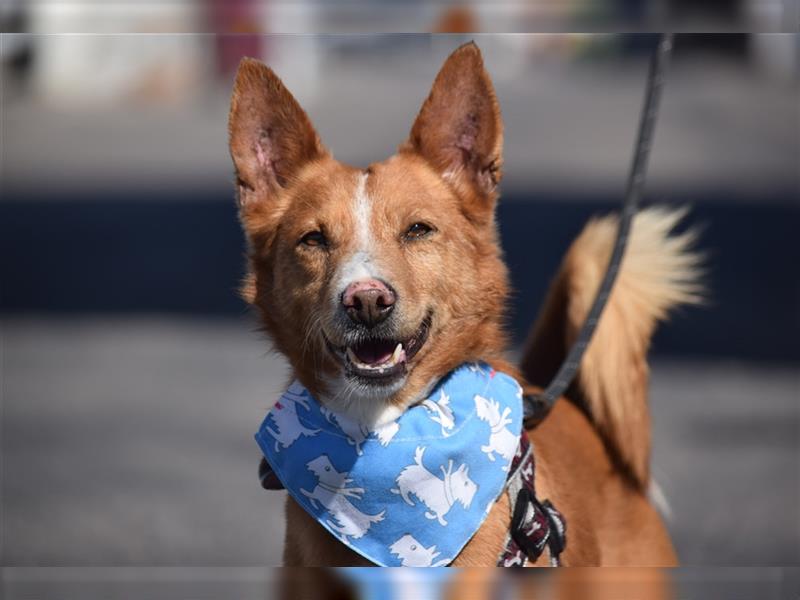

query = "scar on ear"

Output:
[[455, 113, 479, 155], [255, 129, 283, 184]]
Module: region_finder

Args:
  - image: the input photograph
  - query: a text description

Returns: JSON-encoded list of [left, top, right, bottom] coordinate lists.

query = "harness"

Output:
[[498, 434, 566, 566], [257, 34, 673, 567]]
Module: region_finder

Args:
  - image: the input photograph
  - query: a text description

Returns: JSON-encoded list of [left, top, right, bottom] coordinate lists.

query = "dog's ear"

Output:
[[228, 58, 327, 207], [400, 42, 503, 217]]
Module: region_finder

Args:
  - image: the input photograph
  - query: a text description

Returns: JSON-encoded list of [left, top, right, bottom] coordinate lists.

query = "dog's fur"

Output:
[[228, 42, 700, 566]]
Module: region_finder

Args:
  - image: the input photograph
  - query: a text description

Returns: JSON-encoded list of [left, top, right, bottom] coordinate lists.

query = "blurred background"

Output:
[[1, 0, 798, 595]]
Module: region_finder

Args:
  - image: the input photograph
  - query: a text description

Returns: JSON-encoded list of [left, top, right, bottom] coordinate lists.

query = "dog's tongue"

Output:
[[353, 339, 395, 365]]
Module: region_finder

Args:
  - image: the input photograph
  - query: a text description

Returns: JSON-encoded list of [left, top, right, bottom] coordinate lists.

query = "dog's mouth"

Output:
[[325, 314, 432, 385]]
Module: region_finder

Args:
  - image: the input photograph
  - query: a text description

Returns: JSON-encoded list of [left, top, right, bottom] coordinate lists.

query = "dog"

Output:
[[300, 455, 385, 543], [228, 42, 700, 565], [391, 446, 478, 526], [474, 394, 518, 468], [421, 389, 455, 435]]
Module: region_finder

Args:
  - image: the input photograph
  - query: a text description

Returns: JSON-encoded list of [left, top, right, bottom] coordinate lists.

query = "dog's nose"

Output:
[[341, 279, 396, 328]]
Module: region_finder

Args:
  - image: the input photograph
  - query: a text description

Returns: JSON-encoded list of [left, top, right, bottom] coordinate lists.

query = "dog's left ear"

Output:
[[401, 42, 503, 217]]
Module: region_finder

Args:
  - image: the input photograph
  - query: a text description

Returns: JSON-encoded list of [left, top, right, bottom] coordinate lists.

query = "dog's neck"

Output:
[[490, 420, 507, 434], [317, 479, 345, 494], [310, 334, 512, 427], [317, 374, 440, 427]]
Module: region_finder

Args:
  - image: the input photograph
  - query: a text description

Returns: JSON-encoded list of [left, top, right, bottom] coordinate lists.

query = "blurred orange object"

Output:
[[210, 0, 263, 76], [432, 5, 478, 33]]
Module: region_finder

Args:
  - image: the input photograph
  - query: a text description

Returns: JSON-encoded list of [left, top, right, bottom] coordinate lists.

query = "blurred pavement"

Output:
[[4, 36, 798, 198], [2, 317, 798, 567]]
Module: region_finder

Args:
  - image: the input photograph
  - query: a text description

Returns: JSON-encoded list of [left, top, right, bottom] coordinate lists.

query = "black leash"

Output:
[[524, 34, 675, 428]]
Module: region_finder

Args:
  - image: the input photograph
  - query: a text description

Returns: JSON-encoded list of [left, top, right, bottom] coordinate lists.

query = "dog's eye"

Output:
[[410, 545, 417, 551], [299, 230, 327, 247], [404, 222, 434, 241], [324, 466, 331, 472]]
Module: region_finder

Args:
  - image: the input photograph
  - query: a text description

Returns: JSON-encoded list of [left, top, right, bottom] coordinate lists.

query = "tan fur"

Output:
[[522, 208, 702, 487], [228, 42, 698, 569]]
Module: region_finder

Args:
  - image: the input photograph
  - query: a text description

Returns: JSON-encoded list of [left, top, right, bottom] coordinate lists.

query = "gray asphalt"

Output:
[[2, 317, 797, 570]]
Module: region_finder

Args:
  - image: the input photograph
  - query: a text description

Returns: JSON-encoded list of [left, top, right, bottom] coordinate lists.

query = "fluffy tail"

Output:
[[520, 207, 703, 489]]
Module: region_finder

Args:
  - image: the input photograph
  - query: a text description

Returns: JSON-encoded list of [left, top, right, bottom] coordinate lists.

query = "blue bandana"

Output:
[[254, 362, 523, 567]]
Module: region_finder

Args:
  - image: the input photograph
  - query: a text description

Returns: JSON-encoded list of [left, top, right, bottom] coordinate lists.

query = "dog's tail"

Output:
[[520, 207, 703, 490]]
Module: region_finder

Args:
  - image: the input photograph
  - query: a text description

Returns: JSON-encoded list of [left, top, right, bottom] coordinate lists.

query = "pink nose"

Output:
[[341, 279, 396, 327]]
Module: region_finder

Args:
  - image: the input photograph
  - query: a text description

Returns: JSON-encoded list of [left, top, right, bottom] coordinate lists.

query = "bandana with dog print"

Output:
[[254, 362, 523, 567]]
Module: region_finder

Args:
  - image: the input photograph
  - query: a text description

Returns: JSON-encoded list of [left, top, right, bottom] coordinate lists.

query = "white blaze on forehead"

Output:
[[353, 172, 372, 251], [336, 172, 380, 291]]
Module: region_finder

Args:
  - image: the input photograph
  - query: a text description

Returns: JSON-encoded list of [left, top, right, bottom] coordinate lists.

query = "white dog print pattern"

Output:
[[254, 363, 523, 566], [474, 394, 519, 469], [422, 389, 456, 436], [392, 446, 478, 526], [300, 455, 385, 542], [389, 534, 451, 567], [264, 383, 319, 452]]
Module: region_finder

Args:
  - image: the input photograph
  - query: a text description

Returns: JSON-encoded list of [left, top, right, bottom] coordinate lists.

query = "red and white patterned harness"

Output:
[[496, 433, 566, 567]]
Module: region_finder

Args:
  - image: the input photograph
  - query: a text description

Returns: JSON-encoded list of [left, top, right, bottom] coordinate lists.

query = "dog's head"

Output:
[[389, 534, 439, 565], [474, 394, 502, 425], [229, 43, 509, 424]]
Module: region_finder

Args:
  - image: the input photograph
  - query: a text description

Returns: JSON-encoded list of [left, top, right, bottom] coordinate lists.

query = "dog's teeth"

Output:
[[346, 343, 405, 371], [392, 343, 403, 363]]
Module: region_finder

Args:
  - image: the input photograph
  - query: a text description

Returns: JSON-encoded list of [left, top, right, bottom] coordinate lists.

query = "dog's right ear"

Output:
[[228, 58, 327, 207]]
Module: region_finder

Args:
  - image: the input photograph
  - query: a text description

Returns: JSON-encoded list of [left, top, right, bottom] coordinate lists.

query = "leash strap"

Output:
[[524, 34, 675, 428]]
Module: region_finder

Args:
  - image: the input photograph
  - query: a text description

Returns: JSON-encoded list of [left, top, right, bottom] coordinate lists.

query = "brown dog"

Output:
[[228, 42, 700, 566]]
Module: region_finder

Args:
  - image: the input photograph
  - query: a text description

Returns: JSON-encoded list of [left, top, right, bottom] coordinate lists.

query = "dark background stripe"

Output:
[[2, 191, 797, 360]]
